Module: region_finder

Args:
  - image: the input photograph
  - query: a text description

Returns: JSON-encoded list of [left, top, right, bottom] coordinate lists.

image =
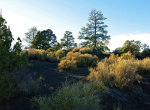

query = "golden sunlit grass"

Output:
[[79, 47, 93, 54], [23, 48, 57, 62], [58, 50, 98, 71], [87, 52, 150, 89]]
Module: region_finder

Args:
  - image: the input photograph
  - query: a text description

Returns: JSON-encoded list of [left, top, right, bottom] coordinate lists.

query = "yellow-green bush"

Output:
[[72, 47, 80, 53], [79, 47, 93, 54], [33, 81, 105, 110], [23, 48, 57, 62], [58, 51, 98, 70], [76, 54, 98, 67], [137, 58, 150, 75], [55, 49, 66, 60], [119, 51, 135, 60], [58, 59, 77, 70], [87, 53, 140, 89]]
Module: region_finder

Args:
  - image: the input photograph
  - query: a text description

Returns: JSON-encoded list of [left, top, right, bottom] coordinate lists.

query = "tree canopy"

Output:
[[60, 31, 77, 49], [24, 26, 38, 48], [78, 9, 110, 51], [31, 29, 58, 50]]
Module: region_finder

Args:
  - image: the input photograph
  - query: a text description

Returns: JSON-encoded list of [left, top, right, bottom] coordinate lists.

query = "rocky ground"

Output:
[[3, 60, 150, 110]]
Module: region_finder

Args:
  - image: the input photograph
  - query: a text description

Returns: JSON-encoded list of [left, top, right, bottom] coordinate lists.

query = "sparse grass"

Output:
[[33, 81, 106, 110]]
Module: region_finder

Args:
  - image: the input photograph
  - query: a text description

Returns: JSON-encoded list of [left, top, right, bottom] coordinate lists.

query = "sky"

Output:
[[0, 0, 150, 51]]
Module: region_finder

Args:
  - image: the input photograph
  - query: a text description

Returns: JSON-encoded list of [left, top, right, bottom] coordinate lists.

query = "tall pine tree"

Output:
[[61, 31, 76, 49], [78, 9, 110, 51]]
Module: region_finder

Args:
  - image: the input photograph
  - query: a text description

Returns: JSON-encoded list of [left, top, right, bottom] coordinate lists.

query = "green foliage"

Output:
[[13, 37, 22, 53], [141, 48, 150, 58], [0, 73, 14, 103], [60, 31, 77, 49], [31, 29, 58, 50], [121, 40, 142, 55], [33, 81, 105, 110], [24, 26, 38, 48], [78, 9, 110, 51], [0, 15, 28, 103], [0, 15, 14, 102]]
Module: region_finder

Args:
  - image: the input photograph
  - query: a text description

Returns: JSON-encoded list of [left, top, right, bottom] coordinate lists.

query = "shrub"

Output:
[[58, 59, 77, 70], [23, 48, 57, 62], [137, 58, 150, 75], [55, 49, 66, 60], [46, 52, 57, 62], [141, 48, 150, 58], [79, 47, 93, 54], [87, 54, 139, 89], [24, 48, 46, 60], [0, 73, 14, 103], [33, 81, 105, 110], [119, 51, 135, 60], [58, 51, 98, 70], [76, 54, 98, 67], [72, 47, 80, 53], [17, 77, 41, 95]]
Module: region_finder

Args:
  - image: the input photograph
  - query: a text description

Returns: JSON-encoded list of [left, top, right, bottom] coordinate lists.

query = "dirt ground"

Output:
[[5, 60, 150, 110]]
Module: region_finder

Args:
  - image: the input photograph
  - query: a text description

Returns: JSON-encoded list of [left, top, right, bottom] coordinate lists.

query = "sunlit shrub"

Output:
[[119, 51, 135, 60], [55, 49, 66, 60], [58, 51, 98, 70], [76, 54, 98, 67], [33, 81, 105, 110], [79, 47, 93, 54], [23, 48, 46, 60], [72, 47, 80, 53], [58, 59, 77, 70], [137, 58, 150, 75], [23, 48, 57, 62], [87, 55, 139, 89]]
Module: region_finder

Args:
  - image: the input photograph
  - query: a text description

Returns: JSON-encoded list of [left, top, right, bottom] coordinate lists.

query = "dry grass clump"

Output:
[[87, 52, 140, 89], [58, 51, 98, 71], [33, 81, 106, 110], [23, 48, 57, 62]]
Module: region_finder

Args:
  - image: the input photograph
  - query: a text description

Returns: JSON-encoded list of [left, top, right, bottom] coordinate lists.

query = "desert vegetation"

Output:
[[0, 6, 150, 110]]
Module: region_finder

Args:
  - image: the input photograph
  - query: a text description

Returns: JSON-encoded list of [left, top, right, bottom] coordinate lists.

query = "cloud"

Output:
[[109, 33, 150, 51]]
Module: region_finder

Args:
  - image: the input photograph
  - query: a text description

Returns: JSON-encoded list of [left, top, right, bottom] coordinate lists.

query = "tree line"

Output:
[[24, 9, 110, 52]]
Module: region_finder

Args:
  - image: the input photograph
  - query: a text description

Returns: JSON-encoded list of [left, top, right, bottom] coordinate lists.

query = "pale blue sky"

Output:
[[0, 0, 150, 51]]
